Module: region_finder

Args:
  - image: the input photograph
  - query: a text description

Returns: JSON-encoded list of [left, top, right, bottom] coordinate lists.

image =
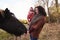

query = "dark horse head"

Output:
[[0, 8, 27, 36]]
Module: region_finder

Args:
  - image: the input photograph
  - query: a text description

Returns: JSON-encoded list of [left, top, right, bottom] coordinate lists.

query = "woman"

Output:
[[29, 6, 46, 40]]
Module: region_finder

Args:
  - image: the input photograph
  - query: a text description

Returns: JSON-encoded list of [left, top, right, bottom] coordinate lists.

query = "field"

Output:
[[0, 23, 60, 40]]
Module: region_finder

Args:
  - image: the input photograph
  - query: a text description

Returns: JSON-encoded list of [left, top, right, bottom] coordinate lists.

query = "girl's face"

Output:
[[35, 8, 39, 14]]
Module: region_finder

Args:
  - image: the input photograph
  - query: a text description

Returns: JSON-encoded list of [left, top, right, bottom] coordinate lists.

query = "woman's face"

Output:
[[35, 8, 39, 14]]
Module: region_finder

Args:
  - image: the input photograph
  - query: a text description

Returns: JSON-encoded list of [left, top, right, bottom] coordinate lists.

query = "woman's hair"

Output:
[[35, 6, 46, 16]]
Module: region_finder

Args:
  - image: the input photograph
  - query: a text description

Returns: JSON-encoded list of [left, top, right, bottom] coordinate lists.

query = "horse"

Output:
[[0, 8, 27, 40]]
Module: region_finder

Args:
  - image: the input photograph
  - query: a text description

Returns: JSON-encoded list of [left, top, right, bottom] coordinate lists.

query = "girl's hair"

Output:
[[35, 6, 46, 16], [29, 7, 34, 12]]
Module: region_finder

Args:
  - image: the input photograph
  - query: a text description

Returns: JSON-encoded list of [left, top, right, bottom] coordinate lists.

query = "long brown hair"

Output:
[[35, 6, 46, 16]]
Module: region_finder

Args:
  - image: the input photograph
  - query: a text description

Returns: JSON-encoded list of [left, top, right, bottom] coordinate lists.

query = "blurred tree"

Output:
[[55, 0, 59, 13], [35, 0, 60, 23], [55, 0, 59, 23]]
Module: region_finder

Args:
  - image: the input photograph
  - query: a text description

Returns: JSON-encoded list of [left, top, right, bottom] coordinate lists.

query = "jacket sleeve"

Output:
[[33, 17, 46, 30]]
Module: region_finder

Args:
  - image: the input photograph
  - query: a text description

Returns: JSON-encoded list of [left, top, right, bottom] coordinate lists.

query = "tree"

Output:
[[35, 0, 59, 22], [55, 0, 59, 23], [55, 0, 59, 13]]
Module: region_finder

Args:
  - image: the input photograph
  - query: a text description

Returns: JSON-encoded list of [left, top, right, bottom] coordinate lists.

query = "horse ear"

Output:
[[5, 8, 10, 12]]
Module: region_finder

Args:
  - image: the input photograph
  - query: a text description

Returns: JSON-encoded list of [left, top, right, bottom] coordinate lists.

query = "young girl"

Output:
[[27, 7, 35, 23]]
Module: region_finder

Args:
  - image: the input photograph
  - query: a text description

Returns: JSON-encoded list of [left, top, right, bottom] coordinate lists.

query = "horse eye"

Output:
[[12, 15, 14, 16]]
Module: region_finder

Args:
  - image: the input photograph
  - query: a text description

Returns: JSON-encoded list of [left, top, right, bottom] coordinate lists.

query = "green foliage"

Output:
[[47, 5, 60, 23]]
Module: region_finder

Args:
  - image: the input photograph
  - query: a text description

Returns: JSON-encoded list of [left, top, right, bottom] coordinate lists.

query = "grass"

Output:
[[0, 23, 60, 40], [0, 29, 13, 40]]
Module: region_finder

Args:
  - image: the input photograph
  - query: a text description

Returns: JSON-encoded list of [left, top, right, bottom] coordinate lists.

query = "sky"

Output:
[[0, 0, 60, 20], [0, 0, 35, 20]]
